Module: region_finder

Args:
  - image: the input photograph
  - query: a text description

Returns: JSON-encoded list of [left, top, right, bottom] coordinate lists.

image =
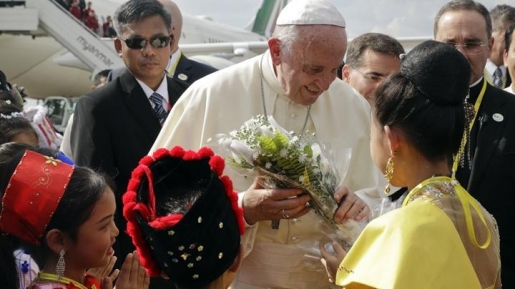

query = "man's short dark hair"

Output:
[[490, 4, 515, 32], [434, 0, 492, 39], [506, 24, 515, 51], [113, 0, 172, 35], [345, 33, 405, 68]]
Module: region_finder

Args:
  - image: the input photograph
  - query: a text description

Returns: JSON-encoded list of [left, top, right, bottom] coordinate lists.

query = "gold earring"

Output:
[[384, 157, 394, 195]]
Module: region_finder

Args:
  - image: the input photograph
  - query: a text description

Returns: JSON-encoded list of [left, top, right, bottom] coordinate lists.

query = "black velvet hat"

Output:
[[123, 146, 245, 288]]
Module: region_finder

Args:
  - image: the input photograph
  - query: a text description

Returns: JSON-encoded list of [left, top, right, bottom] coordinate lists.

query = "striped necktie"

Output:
[[493, 67, 503, 88], [149, 92, 167, 125]]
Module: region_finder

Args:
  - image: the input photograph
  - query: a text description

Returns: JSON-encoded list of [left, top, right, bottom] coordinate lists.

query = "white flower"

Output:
[[265, 162, 272, 169], [260, 125, 274, 137], [298, 154, 307, 163], [229, 141, 254, 164], [299, 175, 304, 183], [290, 136, 299, 144], [229, 130, 237, 137], [280, 148, 288, 157], [311, 143, 322, 158]]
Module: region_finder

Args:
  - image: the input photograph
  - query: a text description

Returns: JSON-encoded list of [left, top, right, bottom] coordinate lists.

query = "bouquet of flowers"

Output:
[[213, 114, 364, 249]]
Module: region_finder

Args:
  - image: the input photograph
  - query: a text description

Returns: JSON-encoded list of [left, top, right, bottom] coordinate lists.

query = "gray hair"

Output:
[[272, 25, 300, 57], [113, 0, 172, 36], [490, 4, 515, 32]]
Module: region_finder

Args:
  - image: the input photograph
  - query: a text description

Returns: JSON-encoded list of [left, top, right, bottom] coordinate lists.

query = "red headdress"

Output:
[[0, 150, 74, 245], [123, 146, 245, 288]]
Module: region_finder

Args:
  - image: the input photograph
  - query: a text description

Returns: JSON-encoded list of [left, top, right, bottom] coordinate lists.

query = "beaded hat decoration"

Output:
[[0, 111, 24, 119], [0, 150, 74, 245], [123, 146, 245, 288]]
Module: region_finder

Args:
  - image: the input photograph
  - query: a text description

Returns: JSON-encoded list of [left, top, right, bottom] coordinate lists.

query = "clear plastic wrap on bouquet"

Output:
[[209, 114, 366, 250]]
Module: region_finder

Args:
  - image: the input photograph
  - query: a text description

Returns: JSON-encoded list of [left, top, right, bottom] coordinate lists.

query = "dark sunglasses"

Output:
[[119, 35, 172, 49]]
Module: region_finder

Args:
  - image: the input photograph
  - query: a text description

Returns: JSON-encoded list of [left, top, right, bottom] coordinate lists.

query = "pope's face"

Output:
[[271, 26, 346, 106]]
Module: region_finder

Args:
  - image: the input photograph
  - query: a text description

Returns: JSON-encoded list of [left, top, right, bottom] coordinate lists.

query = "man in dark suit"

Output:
[[485, 4, 514, 89], [108, 0, 217, 85], [70, 0, 188, 283], [435, 1, 515, 287], [159, 0, 217, 83]]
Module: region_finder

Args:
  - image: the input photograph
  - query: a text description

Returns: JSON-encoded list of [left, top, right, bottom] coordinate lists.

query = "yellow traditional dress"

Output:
[[336, 176, 501, 289]]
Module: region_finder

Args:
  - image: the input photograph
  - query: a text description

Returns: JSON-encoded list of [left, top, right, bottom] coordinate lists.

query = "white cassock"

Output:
[[151, 51, 382, 289]]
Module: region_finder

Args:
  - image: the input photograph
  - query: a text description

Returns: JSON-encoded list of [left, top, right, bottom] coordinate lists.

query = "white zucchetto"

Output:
[[276, 0, 346, 28]]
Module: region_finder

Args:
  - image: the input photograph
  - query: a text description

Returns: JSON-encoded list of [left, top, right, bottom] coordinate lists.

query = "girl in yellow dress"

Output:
[[320, 40, 501, 289]]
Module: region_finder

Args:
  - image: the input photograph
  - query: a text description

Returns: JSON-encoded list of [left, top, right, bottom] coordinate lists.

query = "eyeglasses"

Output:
[[444, 41, 487, 55], [351, 67, 385, 83], [119, 35, 172, 50]]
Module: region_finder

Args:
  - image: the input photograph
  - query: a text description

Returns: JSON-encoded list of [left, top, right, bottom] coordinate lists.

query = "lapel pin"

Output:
[[492, 113, 504, 122], [178, 73, 188, 81]]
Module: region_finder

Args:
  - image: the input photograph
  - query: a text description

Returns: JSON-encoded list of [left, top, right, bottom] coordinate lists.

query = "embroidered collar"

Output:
[[31, 272, 100, 289]]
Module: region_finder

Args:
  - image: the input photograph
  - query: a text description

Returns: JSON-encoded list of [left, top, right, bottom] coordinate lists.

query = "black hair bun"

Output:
[[401, 40, 471, 106]]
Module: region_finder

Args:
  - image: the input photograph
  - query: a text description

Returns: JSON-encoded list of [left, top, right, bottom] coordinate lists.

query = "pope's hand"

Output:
[[242, 177, 311, 225], [333, 186, 369, 222]]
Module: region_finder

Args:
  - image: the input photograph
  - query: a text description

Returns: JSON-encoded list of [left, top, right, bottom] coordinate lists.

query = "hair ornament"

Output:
[[0, 111, 24, 119]]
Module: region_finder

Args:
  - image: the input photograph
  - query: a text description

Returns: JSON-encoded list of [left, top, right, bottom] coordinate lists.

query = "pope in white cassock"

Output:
[[150, 0, 382, 288]]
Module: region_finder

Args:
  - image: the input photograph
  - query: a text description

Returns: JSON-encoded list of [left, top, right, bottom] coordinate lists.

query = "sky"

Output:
[[100, 0, 508, 39]]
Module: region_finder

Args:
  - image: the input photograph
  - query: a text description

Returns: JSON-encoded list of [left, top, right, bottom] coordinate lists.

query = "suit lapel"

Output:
[[468, 84, 507, 191], [174, 54, 192, 82], [167, 75, 184, 107], [119, 71, 162, 138]]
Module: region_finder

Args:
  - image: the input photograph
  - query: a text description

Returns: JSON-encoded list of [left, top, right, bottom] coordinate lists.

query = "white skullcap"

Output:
[[276, 0, 346, 28]]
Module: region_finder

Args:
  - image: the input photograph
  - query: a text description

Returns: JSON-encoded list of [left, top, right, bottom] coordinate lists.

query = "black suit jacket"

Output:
[[70, 71, 188, 268], [456, 80, 515, 288], [171, 53, 217, 84], [107, 52, 217, 85]]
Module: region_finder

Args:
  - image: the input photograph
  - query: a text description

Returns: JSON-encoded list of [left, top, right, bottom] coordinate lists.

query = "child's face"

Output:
[[65, 188, 119, 269]]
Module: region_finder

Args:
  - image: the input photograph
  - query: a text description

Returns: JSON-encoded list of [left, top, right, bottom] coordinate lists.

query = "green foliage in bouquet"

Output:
[[223, 115, 340, 230]]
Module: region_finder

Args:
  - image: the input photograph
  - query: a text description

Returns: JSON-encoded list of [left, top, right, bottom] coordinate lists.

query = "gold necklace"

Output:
[[34, 272, 98, 289]]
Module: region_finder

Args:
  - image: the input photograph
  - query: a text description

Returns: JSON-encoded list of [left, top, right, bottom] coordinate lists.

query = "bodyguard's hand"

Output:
[[333, 186, 369, 222], [242, 177, 311, 225]]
